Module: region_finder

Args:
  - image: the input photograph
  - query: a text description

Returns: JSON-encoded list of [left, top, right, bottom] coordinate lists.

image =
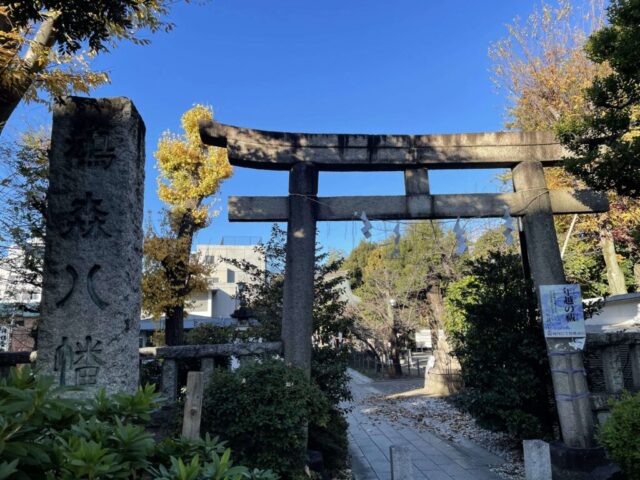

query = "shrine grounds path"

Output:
[[346, 369, 503, 480]]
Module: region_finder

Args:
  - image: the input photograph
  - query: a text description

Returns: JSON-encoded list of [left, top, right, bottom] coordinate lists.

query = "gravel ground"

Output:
[[359, 392, 525, 480]]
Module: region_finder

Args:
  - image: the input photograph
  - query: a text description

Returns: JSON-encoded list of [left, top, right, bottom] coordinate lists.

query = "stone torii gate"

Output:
[[200, 121, 608, 449]]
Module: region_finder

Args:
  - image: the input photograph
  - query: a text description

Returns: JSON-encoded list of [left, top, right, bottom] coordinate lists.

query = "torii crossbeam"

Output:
[[200, 120, 607, 449]]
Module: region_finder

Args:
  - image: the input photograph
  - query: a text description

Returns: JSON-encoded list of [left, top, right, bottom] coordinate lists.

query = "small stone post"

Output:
[[37, 97, 145, 395], [512, 161, 594, 448], [523, 440, 552, 480], [161, 358, 178, 403], [201, 357, 215, 389], [281, 163, 318, 376]]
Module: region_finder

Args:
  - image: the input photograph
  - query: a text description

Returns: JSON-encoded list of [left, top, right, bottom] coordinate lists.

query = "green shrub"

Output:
[[444, 252, 556, 439], [0, 366, 276, 480], [140, 358, 163, 390], [309, 345, 351, 472], [201, 359, 330, 479], [185, 324, 239, 345], [308, 406, 349, 473], [598, 391, 640, 479], [311, 345, 352, 406]]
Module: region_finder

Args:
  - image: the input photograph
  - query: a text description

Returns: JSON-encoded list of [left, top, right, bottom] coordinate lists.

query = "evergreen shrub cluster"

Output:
[[309, 345, 351, 473], [201, 359, 331, 480], [0, 367, 276, 480], [598, 391, 640, 479], [444, 252, 556, 440]]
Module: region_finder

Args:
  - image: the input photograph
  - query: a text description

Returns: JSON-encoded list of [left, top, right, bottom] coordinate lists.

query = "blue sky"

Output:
[[7, 1, 540, 254]]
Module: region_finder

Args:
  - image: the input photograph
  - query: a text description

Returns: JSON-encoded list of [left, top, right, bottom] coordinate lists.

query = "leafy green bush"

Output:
[[309, 345, 351, 472], [444, 252, 556, 439], [308, 406, 349, 473], [185, 324, 240, 345], [311, 345, 352, 406], [0, 367, 276, 480], [201, 359, 330, 479], [598, 391, 640, 479]]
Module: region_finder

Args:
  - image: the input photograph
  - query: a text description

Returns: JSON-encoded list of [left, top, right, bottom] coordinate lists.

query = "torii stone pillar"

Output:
[[513, 161, 594, 448], [37, 96, 145, 395], [282, 163, 319, 376]]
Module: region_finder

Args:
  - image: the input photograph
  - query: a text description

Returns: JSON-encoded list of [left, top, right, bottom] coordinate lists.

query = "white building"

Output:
[[139, 242, 266, 344], [0, 245, 42, 352], [190, 243, 265, 319], [0, 245, 41, 306], [585, 292, 640, 333]]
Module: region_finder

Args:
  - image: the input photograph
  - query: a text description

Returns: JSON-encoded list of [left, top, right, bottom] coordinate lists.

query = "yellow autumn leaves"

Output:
[[154, 104, 232, 229]]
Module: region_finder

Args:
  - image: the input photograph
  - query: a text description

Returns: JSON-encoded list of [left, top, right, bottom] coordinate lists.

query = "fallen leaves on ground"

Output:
[[357, 393, 525, 480]]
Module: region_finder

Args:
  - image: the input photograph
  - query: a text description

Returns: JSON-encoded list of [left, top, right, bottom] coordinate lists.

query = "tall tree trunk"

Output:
[[634, 263, 640, 291], [600, 231, 627, 295], [387, 299, 402, 377], [164, 305, 185, 346], [391, 342, 402, 377], [0, 14, 58, 136], [164, 231, 193, 345]]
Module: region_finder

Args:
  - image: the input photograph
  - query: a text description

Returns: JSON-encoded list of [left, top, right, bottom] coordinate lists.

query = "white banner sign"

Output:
[[540, 284, 586, 338]]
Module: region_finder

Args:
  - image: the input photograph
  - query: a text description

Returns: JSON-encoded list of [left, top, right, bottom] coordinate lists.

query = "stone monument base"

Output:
[[549, 442, 622, 480]]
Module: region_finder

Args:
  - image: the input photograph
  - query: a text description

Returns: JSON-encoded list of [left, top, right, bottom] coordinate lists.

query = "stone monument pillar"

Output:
[[37, 96, 145, 395]]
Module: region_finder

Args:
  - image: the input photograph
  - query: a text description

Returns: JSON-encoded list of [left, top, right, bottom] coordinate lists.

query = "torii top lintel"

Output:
[[199, 120, 569, 171]]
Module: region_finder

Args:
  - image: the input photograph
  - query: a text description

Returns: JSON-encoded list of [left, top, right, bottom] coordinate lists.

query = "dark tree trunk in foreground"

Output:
[[164, 305, 185, 346]]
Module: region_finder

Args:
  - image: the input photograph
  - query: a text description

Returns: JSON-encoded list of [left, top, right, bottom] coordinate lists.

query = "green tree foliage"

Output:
[[0, 130, 48, 291], [347, 222, 462, 376], [470, 225, 519, 259], [185, 324, 241, 345], [0, 367, 276, 479], [0, 0, 188, 135], [201, 359, 330, 479], [230, 224, 353, 351], [142, 105, 232, 346], [598, 391, 640, 479], [559, 0, 640, 198], [444, 252, 556, 439], [342, 240, 375, 290]]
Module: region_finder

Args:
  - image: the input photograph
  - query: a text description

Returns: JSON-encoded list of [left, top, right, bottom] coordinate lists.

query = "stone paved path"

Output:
[[347, 369, 503, 480]]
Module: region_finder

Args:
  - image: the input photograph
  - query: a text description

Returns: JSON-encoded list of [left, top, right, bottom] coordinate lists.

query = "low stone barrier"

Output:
[[584, 331, 640, 423], [0, 341, 283, 402], [139, 341, 283, 402]]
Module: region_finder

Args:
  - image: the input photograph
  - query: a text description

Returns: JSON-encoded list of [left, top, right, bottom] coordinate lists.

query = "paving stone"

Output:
[[347, 371, 507, 480], [412, 458, 441, 472], [423, 471, 453, 480]]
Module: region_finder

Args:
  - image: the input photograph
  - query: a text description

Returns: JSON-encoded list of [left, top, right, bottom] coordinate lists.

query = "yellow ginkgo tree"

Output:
[[142, 105, 232, 345]]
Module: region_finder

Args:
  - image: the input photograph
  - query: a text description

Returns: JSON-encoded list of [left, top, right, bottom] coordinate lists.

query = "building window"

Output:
[[227, 269, 235, 283]]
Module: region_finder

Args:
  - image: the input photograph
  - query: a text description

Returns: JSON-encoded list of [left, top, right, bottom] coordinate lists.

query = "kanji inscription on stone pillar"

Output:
[[37, 96, 145, 395]]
